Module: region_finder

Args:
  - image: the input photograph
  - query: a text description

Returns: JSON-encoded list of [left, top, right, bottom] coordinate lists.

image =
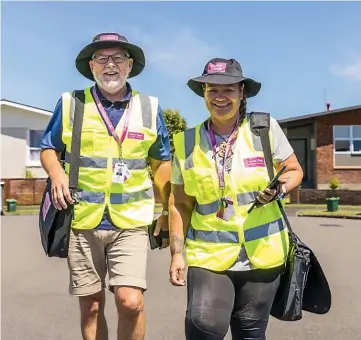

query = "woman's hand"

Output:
[[256, 183, 287, 205], [169, 254, 186, 286]]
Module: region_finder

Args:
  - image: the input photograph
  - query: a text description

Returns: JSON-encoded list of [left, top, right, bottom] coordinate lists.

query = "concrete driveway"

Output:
[[1, 215, 360, 340]]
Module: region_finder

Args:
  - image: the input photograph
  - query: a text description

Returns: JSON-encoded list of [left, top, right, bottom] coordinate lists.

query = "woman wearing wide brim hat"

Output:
[[187, 57, 261, 98], [168, 57, 303, 340], [75, 32, 145, 81]]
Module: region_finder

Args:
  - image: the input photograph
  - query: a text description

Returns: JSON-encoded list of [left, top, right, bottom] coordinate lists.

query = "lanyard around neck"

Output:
[[208, 118, 239, 193], [91, 86, 132, 158]]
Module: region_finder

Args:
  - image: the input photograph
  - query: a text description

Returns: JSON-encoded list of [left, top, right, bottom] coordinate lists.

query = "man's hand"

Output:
[[169, 254, 186, 286], [153, 214, 170, 249], [50, 169, 74, 210]]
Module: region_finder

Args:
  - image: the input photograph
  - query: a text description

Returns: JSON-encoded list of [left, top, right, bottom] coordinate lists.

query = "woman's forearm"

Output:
[[281, 169, 303, 193], [169, 188, 195, 256], [275, 153, 304, 194]]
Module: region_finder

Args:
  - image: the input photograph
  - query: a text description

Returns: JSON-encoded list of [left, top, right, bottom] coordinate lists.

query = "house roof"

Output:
[[278, 104, 361, 124], [0, 99, 53, 116]]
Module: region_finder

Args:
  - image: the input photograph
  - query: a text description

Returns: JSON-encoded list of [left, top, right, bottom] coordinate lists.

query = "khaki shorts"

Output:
[[67, 226, 148, 296]]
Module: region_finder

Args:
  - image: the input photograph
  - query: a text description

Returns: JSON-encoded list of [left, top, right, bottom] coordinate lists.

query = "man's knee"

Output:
[[79, 291, 104, 318], [185, 308, 229, 338], [114, 287, 144, 317]]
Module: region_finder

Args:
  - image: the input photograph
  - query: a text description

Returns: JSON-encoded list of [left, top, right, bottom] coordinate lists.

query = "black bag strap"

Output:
[[68, 90, 85, 190], [249, 112, 294, 235]]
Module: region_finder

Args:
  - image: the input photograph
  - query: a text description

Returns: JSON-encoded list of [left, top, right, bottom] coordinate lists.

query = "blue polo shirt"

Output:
[[40, 82, 171, 230]]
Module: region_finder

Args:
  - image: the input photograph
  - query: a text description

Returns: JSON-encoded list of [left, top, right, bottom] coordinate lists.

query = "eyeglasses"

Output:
[[92, 53, 129, 64]]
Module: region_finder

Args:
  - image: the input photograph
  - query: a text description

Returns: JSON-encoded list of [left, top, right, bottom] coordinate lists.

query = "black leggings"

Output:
[[185, 266, 282, 340]]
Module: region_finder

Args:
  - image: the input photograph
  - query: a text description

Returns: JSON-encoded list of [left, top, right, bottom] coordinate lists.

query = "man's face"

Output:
[[89, 47, 133, 94], [204, 83, 244, 120]]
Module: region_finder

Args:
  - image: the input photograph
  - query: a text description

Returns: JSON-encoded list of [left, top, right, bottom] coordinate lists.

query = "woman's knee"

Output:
[[185, 307, 229, 339]]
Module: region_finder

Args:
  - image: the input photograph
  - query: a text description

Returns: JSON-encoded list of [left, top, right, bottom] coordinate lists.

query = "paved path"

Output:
[[1, 215, 360, 340]]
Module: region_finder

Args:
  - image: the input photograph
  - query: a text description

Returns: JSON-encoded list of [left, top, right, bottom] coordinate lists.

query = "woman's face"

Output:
[[204, 83, 244, 120]]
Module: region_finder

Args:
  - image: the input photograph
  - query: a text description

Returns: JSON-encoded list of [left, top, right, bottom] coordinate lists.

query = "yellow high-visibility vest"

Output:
[[61, 86, 158, 230], [173, 115, 289, 271]]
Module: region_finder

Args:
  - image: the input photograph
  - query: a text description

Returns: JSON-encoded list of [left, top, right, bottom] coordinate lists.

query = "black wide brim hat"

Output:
[[75, 33, 145, 81], [187, 58, 261, 98]]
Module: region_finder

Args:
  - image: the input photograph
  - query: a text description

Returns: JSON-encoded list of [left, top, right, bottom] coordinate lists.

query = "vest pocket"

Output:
[[80, 129, 96, 154], [183, 168, 218, 199]]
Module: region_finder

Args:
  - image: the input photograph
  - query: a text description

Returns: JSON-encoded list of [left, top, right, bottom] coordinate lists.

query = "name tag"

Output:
[[128, 132, 144, 140], [112, 161, 132, 184], [243, 157, 265, 168]]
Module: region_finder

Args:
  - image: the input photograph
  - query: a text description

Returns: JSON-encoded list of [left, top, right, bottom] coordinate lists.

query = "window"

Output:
[[333, 125, 361, 168], [333, 125, 361, 154], [27, 130, 44, 166]]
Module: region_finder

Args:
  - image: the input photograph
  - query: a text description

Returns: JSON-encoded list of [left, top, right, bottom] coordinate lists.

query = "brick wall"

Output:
[[290, 188, 361, 205], [316, 108, 361, 187], [2, 178, 162, 206], [1, 178, 47, 205]]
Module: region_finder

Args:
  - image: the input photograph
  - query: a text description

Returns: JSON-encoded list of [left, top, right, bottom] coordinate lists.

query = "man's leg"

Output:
[[114, 286, 145, 340], [79, 290, 108, 340], [106, 226, 149, 340], [67, 228, 109, 340]]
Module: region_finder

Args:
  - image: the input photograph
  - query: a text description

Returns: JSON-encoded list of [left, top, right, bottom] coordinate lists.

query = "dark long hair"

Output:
[[239, 98, 247, 119]]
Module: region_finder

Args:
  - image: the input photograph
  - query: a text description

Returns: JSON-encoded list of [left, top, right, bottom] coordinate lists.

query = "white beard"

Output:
[[93, 69, 129, 94]]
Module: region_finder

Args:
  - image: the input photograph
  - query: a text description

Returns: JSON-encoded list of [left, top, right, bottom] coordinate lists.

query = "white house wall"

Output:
[[1, 104, 51, 178], [1, 128, 28, 178]]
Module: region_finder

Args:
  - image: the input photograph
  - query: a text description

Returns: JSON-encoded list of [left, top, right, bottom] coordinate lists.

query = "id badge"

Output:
[[112, 161, 131, 184], [223, 197, 235, 221]]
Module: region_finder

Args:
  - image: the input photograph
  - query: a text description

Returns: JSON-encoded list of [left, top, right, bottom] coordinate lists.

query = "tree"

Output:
[[163, 108, 187, 157], [147, 108, 187, 180]]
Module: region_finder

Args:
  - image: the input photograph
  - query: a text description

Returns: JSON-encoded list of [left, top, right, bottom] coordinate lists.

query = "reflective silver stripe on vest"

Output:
[[184, 128, 196, 170], [186, 218, 284, 244], [195, 201, 220, 215], [77, 188, 153, 204], [195, 192, 258, 215], [110, 187, 154, 204], [64, 152, 147, 170], [187, 226, 239, 243], [244, 218, 285, 242], [78, 191, 105, 203], [69, 91, 76, 127], [237, 192, 258, 205], [139, 93, 152, 129]]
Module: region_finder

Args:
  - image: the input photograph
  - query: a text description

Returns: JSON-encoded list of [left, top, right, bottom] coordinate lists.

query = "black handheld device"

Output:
[[148, 219, 169, 250], [247, 165, 287, 214]]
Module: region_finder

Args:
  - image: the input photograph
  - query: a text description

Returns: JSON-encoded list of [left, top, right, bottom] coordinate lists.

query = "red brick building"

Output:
[[278, 105, 361, 190]]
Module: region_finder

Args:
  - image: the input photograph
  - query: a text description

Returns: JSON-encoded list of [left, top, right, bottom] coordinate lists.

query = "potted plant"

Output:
[[326, 178, 340, 212]]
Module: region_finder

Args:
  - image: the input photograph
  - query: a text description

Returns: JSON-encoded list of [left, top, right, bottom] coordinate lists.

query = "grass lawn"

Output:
[[297, 208, 361, 219], [286, 203, 361, 209]]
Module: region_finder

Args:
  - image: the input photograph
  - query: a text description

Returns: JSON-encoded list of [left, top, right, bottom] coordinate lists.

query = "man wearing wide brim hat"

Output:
[[75, 32, 146, 81], [39, 32, 172, 340]]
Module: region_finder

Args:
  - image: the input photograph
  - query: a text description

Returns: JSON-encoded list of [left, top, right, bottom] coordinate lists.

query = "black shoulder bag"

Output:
[[39, 90, 85, 258], [249, 111, 332, 321]]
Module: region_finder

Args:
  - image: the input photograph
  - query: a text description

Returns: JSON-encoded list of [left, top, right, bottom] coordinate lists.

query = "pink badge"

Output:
[[99, 34, 119, 41], [207, 62, 227, 74], [42, 192, 51, 221], [243, 157, 265, 168], [128, 132, 145, 140]]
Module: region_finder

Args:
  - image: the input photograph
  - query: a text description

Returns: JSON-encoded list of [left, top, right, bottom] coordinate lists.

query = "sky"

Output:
[[1, 1, 361, 128]]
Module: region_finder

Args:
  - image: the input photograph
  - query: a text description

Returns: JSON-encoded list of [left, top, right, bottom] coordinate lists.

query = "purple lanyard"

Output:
[[91, 87, 132, 159], [208, 118, 239, 194]]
